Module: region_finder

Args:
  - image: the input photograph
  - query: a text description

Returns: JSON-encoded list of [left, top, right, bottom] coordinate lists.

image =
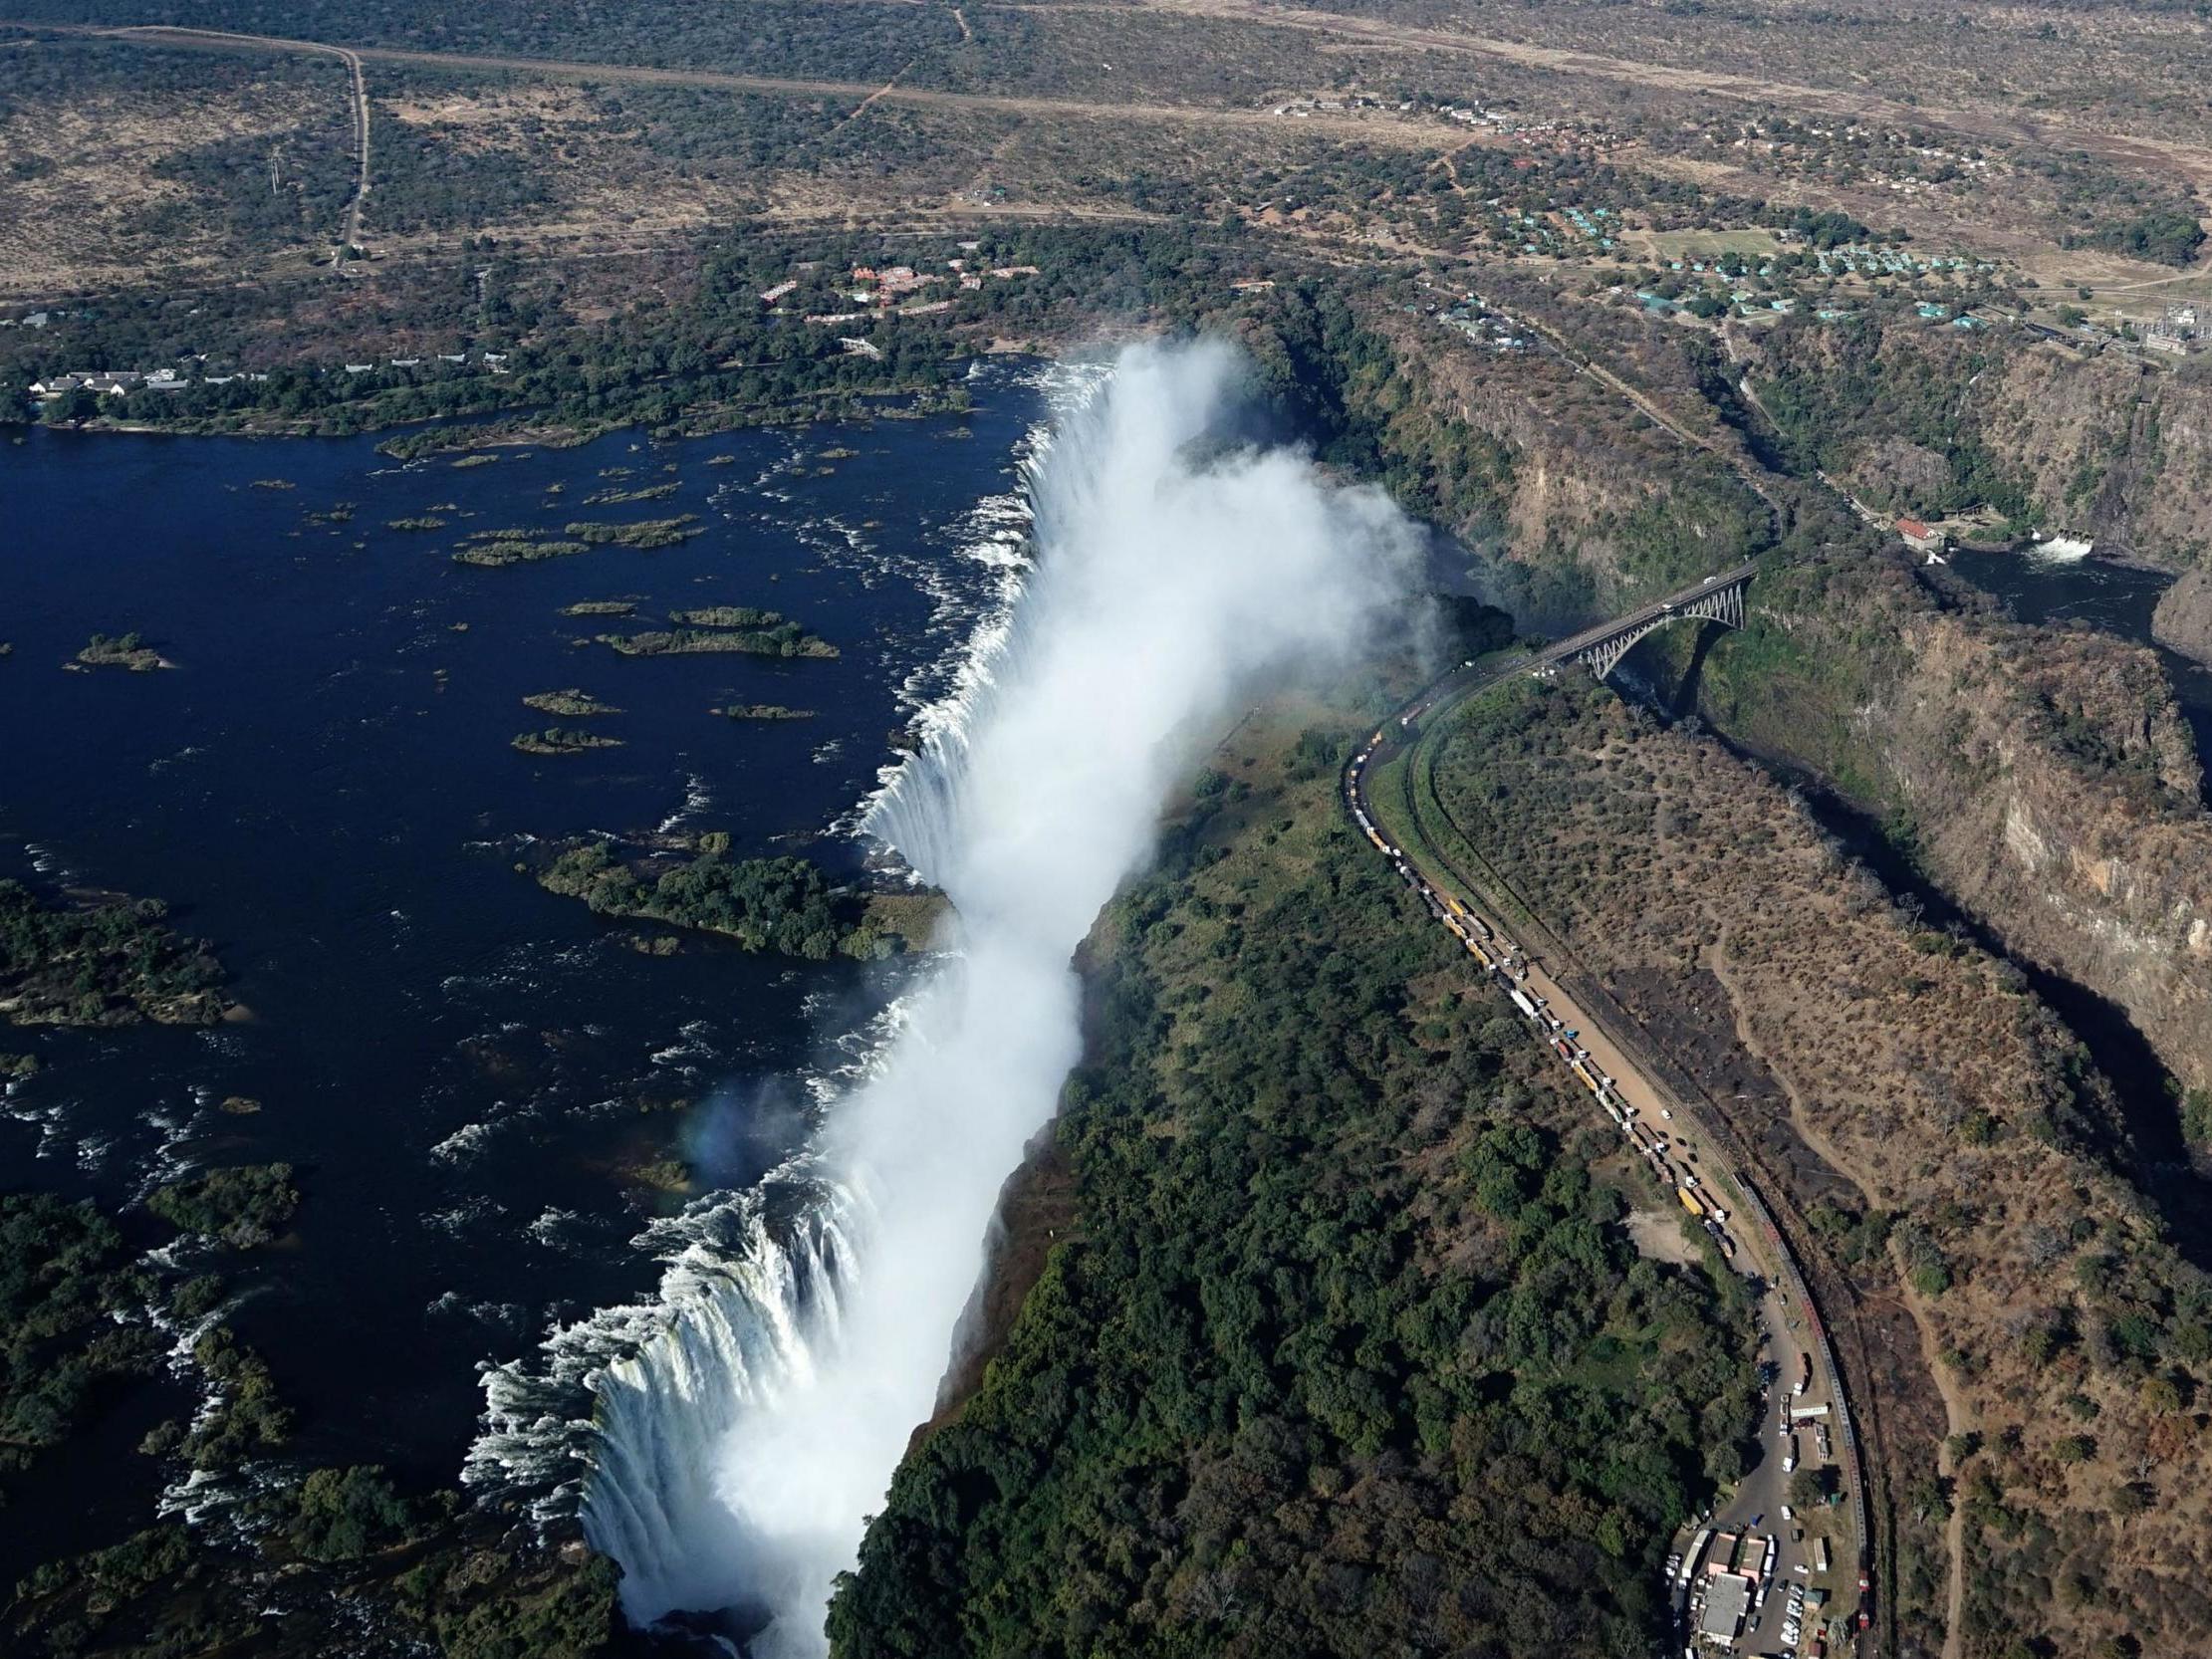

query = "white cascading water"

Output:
[[569, 339, 1423, 1653]]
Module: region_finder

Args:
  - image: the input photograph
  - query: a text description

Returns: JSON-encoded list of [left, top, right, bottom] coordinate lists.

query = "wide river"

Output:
[[10, 384, 2207, 1598], [0, 363, 1049, 1582]]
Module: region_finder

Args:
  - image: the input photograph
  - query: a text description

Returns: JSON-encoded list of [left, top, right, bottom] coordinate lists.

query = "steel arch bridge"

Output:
[[1541, 562, 1758, 680]]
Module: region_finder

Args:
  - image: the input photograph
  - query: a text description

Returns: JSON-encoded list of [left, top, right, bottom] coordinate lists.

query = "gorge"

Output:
[[568, 340, 1426, 1651]]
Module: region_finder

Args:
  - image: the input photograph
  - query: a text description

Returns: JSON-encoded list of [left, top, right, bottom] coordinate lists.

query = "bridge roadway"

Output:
[[1343, 569, 1876, 1658], [1384, 559, 1764, 732], [1542, 559, 1760, 676]]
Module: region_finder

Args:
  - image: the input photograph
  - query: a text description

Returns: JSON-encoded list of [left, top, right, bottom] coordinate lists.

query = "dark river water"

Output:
[[0, 365, 1048, 1581], [1945, 545, 2212, 776]]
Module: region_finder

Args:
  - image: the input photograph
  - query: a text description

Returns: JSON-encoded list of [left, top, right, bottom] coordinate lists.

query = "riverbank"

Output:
[[914, 1125, 1078, 1450]]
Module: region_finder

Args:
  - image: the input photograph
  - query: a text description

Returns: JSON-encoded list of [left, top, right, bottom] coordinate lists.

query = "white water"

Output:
[[565, 340, 1422, 1651], [2030, 533, 2095, 565]]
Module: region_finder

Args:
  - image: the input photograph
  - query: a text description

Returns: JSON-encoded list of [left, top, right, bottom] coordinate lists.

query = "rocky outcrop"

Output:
[[1746, 319, 2212, 569], [1675, 555, 2212, 1104], [1309, 294, 2212, 1104], [1770, 586, 2212, 1098], [1284, 304, 1773, 629], [2154, 566, 2212, 667], [1432, 683, 2212, 1659], [1975, 343, 2212, 566]]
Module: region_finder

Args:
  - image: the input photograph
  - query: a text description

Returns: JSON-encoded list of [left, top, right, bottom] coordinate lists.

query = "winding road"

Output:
[[1343, 610, 1876, 1657]]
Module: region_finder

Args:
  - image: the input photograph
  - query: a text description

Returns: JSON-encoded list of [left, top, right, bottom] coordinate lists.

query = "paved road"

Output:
[[1344, 605, 1872, 1656], [1545, 559, 1759, 664]]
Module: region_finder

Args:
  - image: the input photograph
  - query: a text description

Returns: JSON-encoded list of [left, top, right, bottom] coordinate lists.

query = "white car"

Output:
[[1781, 1505, 1795, 1522]]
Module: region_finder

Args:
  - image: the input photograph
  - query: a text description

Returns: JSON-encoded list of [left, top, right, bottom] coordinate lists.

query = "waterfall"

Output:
[[854, 368, 1097, 885], [579, 1179, 866, 1626], [522, 340, 1419, 1654]]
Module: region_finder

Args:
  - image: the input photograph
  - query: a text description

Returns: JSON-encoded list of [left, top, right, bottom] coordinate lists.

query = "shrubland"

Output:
[[1428, 676, 2212, 1656]]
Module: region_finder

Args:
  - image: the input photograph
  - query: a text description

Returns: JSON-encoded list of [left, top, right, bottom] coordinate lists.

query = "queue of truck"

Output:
[[1344, 730, 1738, 1259], [1352, 638, 1872, 1656]]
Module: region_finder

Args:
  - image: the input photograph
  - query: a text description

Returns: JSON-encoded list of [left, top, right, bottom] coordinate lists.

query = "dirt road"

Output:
[[95, 26, 373, 259], [27, 21, 1456, 149]]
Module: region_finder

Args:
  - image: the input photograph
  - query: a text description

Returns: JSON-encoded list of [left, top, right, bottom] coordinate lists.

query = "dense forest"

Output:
[[2064, 206, 2207, 269], [9, 223, 1268, 445], [829, 714, 1758, 1657], [534, 840, 936, 960]]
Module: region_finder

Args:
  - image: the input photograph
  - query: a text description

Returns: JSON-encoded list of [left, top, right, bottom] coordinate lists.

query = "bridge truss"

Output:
[[1561, 573, 1750, 680]]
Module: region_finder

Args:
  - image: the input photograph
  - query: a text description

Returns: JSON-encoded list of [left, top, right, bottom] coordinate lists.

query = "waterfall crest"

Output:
[[568, 340, 1422, 1653]]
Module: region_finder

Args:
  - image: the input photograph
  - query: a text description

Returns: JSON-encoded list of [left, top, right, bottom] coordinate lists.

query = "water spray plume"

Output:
[[579, 338, 1424, 1652]]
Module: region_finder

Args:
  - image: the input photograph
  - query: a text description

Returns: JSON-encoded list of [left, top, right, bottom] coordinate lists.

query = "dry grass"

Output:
[[1433, 678, 2212, 1656], [0, 73, 345, 291]]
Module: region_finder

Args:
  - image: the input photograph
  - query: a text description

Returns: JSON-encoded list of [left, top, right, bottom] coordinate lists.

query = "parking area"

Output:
[[1667, 1276, 1857, 1656]]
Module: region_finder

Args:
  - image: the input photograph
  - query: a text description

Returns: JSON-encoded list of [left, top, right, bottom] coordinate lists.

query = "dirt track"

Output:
[[17, 21, 1456, 149]]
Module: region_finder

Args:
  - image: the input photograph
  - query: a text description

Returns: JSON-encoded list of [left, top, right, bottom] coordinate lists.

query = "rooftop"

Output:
[[1701, 1571, 1754, 1641]]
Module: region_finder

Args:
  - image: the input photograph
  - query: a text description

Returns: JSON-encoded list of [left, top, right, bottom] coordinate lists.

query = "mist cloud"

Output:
[[592, 338, 1424, 1651]]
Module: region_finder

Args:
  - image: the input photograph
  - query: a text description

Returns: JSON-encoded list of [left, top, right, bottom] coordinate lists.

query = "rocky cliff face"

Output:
[[1748, 320, 2212, 569], [1354, 309, 1772, 625], [1432, 683, 2212, 1659], [1331, 296, 2212, 1104], [1832, 594, 2212, 1096], [1976, 345, 2212, 567], [2154, 566, 2212, 666]]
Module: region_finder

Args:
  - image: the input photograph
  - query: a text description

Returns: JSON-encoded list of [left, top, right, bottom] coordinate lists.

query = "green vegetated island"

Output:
[[534, 833, 941, 960], [451, 516, 703, 566], [596, 606, 839, 659], [512, 727, 625, 756], [4, 1167, 297, 1481], [2, 1171, 618, 1659], [830, 705, 1759, 1657], [0, 878, 231, 1027], [70, 631, 171, 672]]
